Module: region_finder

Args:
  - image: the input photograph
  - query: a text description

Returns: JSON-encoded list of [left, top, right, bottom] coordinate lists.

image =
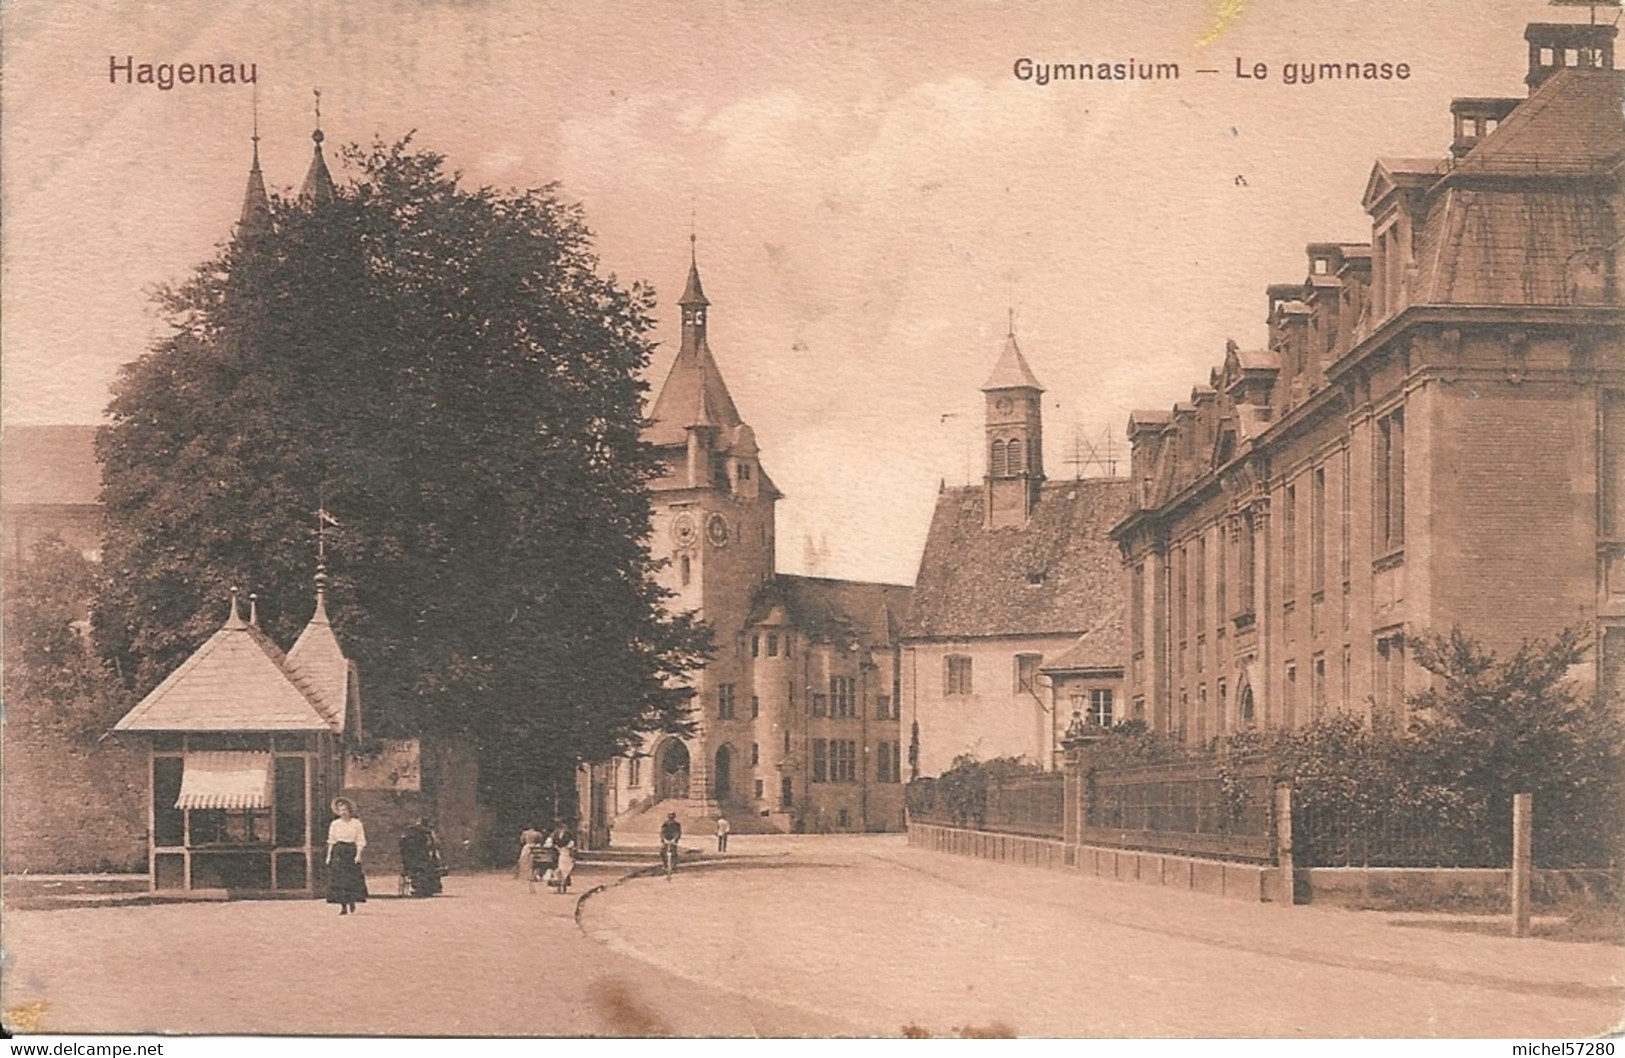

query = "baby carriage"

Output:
[[398, 822, 444, 897]]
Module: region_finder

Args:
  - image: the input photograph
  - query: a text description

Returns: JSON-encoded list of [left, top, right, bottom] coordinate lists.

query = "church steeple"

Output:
[[239, 114, 271, 235], [982, 318, 1046, 528], [299, 90, 336, 205], [679, 234, 710, 352]]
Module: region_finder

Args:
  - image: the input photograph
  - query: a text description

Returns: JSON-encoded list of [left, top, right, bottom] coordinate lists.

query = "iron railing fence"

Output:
[[1081, 755, 1277, 863]]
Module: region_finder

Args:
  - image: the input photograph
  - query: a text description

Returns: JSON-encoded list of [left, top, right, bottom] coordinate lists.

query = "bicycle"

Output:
[[660, 838, 679, 880]]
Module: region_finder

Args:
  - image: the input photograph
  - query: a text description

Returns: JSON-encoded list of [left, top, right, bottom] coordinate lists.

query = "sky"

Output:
[[0, 0, 1586, 584]]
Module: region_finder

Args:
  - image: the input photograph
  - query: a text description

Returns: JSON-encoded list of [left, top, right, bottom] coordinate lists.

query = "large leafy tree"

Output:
[[95, 139, 708, 828]]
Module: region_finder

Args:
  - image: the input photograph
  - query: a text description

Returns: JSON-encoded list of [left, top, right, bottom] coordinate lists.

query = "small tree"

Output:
[[1406, 627, 1624, 868]]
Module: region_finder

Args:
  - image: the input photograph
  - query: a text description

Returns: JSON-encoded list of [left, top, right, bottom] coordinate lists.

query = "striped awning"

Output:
[[175, 751, 273, 810]]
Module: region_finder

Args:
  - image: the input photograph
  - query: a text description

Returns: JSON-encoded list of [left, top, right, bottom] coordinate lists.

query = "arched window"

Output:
[[1008, 439, 1024, 476], [680, 554, 691, 586], [990, 440, 1007, 477]]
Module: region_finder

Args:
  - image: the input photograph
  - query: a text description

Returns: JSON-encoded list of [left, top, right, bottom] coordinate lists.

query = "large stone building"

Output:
[[900, 332, 1132, 777], [1112, 22, 1625, 738], [607, 250, 912, 835]]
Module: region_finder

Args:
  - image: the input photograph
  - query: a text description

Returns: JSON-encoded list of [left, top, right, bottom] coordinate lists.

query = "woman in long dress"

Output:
[[517, 826, 544, 891], [548, 822, 576, 894], [326, 798, 369, 915]]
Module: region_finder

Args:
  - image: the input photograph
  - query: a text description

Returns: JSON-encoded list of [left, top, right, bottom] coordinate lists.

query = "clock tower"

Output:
[[983, 322, 1046, 528], [643, 243, 779, 808]]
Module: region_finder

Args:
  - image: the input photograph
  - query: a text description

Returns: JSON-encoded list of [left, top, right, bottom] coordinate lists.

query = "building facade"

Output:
[[901, 332, 1132, 777], [1112, 22, 1625, 738], [606, 251, 912, 835]]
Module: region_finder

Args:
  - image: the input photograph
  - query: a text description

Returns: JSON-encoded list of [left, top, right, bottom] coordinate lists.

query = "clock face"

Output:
[[671, 513, 698, 549], [706, 514, 731, 548]]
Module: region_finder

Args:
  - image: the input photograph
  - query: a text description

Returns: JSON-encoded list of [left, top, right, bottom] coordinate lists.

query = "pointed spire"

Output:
[[982, 328, 1046, 392], [300, 89, 336, 205], [680, 233, 709, 307], [225, 587, 247, 630], [239, 94, 271, 234]]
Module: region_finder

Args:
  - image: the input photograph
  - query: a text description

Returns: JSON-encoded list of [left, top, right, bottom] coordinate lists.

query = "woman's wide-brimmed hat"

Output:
[[331, 797, 356, 814]]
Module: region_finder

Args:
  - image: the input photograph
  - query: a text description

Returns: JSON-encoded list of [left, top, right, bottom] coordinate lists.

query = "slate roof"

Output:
[[749, 574, 912, 649], [1411, 68, 1625, 307], [1040, 608, 1124, 674], [1, 424, 100, 506], [116, 599, 343, 733], [285, 593, 352, 732], [981, 333, 1045, 392], [905, 479, 1133, 639]]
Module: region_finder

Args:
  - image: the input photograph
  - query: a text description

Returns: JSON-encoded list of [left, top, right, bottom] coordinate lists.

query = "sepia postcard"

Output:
[[3, 0, 1623, 1045]]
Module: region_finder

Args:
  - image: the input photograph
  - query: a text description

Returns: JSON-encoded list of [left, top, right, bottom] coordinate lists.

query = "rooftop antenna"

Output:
[[1549, 0, 1622, 25], [1065, 426, 1122, 479]]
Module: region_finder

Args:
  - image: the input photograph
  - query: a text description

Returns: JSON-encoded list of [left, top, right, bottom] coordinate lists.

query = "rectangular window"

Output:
[[945, 654, 973, 696], [831, 740, 857, 782], [812, 739, 828, 783], [783, 728, 790, 754], [767, 633, 779, 657], [830, 676, 857, 717], [1215, 526, 1228, 633], [874, 695, 892, 719], [1130, 563, 1146, 658], [754, 779, 765, 799], [812, 693, 827, 717], [750, 742, 759, 766], [1177, 545, 1189, 644], [752, 634, 760, 657], [1375, 632, 1406, 729], [627, 756, 642, 787], [1194, 534, 1207, 638], [891, 741, 902, 784], [1284, 662, 1298, 728], [1217, 679, 1228, 734], [1312, 654, 1327, 722], [751, 695, 760, 719], [876, 742, 892, 783], [1600, 626, 1625, 708], [1377, 409, 1406, 552], [717, 684, 736, 720], [785, 636, 792, 658], [1239, 512, 1257, 617], [1340, 447, 1352, 581], [1311, 466, 1327, 593], [1015, 654, 1042, 695], [1342, 644, 1352, 708], [1603, 392, 1625, 537], [1088, 688, 1113, 727], [1282, 483, 1297, 601], [152, 756, 185, 848]]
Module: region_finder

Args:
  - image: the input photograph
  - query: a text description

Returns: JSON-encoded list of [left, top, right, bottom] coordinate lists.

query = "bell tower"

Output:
[[983, 317, 1046, 528]]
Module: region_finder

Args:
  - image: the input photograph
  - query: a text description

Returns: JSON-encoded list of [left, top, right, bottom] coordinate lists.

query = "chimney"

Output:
[[1449, 97, 1520, 158], [1524, 22, 1617, 93]]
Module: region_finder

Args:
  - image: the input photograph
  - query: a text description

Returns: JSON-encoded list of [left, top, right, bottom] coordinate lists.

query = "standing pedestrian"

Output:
[[715, 815, 730, 853], [326, 798, 368, 915]]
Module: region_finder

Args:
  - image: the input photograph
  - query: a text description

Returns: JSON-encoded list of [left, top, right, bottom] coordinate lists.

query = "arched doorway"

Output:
[[656, 739, 690, 801], [714, 745, 733, 802]]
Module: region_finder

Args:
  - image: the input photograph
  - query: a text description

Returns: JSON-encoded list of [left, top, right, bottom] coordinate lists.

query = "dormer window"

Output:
[[737, 462, 751, 481]]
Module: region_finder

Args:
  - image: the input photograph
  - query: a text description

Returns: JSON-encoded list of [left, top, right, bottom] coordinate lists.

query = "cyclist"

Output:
[[659, 812, 682, 879]]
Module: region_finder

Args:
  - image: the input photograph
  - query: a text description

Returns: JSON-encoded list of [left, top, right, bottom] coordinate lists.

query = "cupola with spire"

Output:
[[299, 90, 336, 205]]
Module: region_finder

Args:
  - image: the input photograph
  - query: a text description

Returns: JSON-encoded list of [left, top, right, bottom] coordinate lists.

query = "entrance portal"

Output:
[[714, 745, 733, 802], [656, 739, 690, 801]]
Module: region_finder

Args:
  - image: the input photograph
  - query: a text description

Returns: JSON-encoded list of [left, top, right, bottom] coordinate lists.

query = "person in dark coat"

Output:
[[399, 817, 443, 897]]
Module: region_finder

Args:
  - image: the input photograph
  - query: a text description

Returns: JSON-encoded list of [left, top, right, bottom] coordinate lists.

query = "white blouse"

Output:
[[327, 817, 367, 849]]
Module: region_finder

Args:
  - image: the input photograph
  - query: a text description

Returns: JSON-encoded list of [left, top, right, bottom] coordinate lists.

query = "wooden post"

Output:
[[1274, 782, 1295, 906], [1511, 792, 1532, 937]]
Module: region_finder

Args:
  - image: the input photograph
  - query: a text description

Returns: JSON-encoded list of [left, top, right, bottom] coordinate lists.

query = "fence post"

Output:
[[1511, 792, 1532, 938], [1274, 782, 1295, 906]]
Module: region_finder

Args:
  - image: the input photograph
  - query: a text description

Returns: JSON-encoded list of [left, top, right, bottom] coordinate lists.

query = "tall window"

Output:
[[876, 741, 892, 783], [717, 684, 736, 720], [831, 740, 857, 782], [812, 740, 828, 783], [1238, 512, 1257, 617], [1340, 447, 1352, 581], [1194, 535, 1207, 640], [812, 693, 828, 717], [1311, 467, 1327, 593], [751, 696, 760, 719], [1600, 626, 1625, 708], [1130, 563, 1146, 658], [1015, 654, 1042, 695], [750, 742, 759, 765], [767, 633, 779, 657], [1375, 632, 1406, 730], [1215, 525, 1227, 633], [1603, 391, 1625, 537], [874, 695, 893, 719], [1377, 409, 1406, 552], [991, 440, 1008, 477], [830, 676, 856, 717], [1008, 439, 1024, 475], [680, 555, 691, 586], [1089, 688, 1114, 727], [1177, 545, 1189, 645], [1282, 483, 1297, 601], [945, 654, 973, 696], [627, 756, 642, 787], [751, 634, 760, 657], [1311, 655, 1326, 722], [1284, 662, 1297, 728]]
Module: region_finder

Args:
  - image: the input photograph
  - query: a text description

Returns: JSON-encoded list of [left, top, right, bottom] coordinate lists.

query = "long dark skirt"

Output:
[[327, 841, 369, 905]]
